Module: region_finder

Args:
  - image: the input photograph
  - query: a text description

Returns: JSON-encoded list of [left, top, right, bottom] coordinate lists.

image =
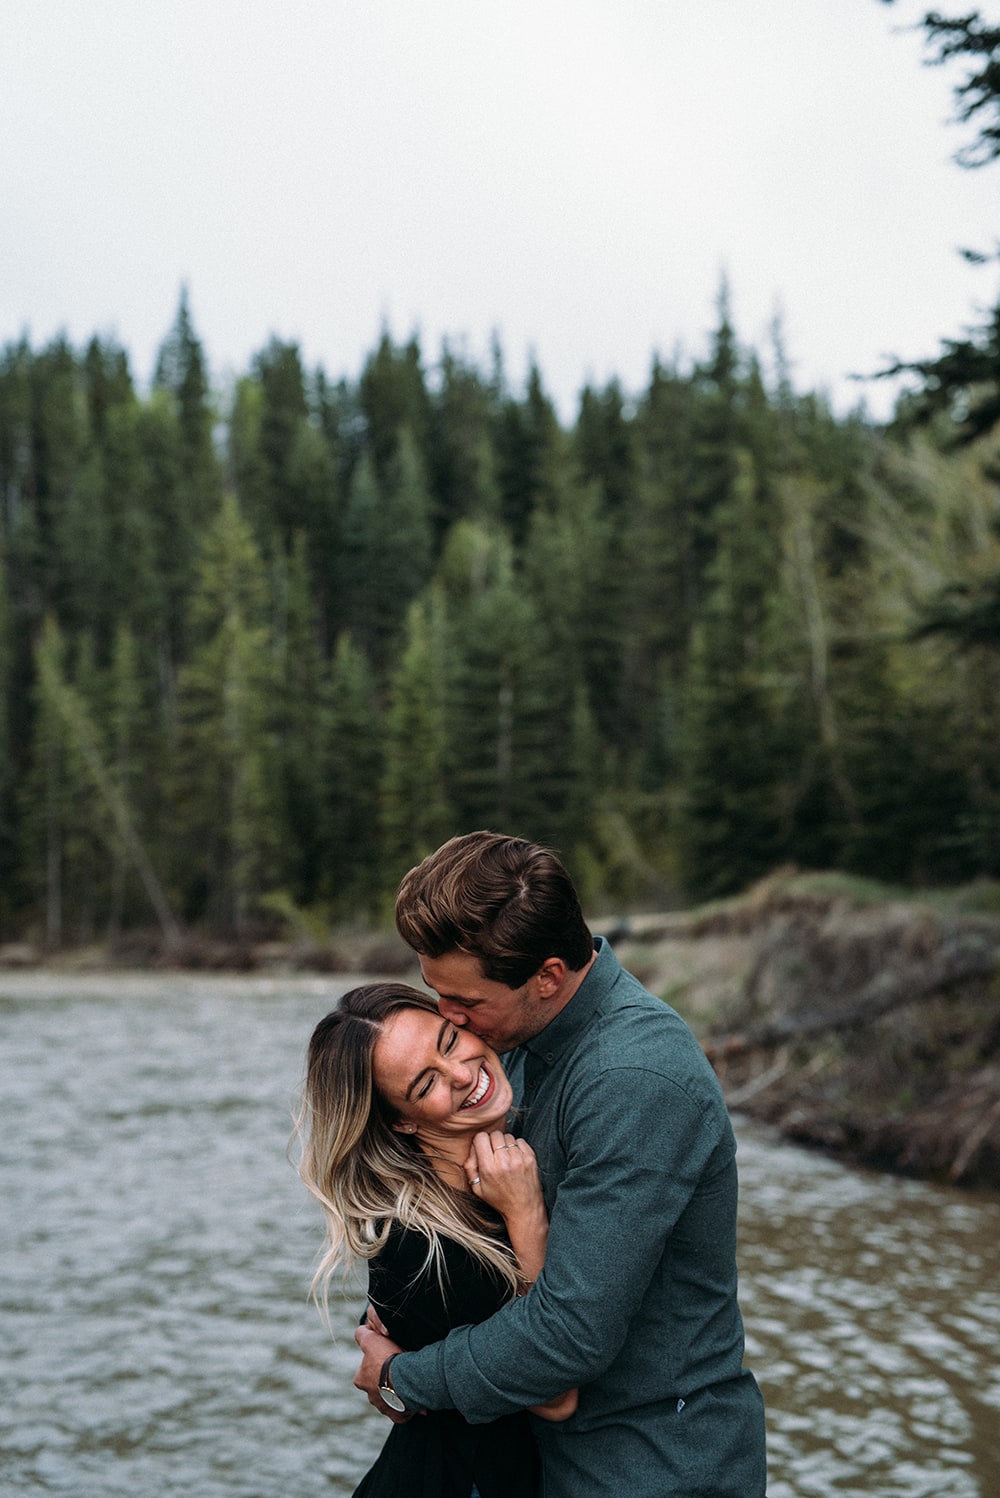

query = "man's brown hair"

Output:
[[395, 830, 594, 987]]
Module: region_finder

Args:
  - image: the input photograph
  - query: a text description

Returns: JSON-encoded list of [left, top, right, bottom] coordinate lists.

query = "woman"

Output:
[[296, 982, 576, 1498]]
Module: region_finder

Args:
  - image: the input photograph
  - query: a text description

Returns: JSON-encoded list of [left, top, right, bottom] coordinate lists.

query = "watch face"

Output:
[[379, 1384, 406, 1413]]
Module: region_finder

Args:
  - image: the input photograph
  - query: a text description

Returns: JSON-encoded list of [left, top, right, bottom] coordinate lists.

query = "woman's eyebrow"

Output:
[[404, 1018, 452, 1100]]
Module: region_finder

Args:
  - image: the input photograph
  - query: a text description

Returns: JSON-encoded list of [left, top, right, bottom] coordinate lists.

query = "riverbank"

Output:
[[4, 868, 999, 1189], [608, 869, 1000, 1191]]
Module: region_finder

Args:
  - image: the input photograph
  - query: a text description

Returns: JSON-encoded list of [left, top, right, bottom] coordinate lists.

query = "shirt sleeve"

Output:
[[390, 1057, 731, 1422]]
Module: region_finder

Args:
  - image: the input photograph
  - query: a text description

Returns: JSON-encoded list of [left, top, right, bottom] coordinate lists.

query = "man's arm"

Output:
[[357, 1060, 731, 1422]]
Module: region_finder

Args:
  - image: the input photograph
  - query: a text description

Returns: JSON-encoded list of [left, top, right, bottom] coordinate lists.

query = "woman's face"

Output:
[[373, 1005, 513, 1144]]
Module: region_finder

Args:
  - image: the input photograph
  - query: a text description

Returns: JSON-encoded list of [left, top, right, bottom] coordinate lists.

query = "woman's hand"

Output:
[[464, 1130, 544, 1219], [364, 1303, 389, 1335], [530, 1388, 579, 1422], [465, 1130, 548, 1288]]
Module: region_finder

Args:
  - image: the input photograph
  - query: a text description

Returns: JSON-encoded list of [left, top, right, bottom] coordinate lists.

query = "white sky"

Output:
[[3, 0, 998, 421]]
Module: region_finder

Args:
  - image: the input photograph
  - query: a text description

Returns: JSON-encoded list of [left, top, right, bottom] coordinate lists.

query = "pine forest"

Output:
[[2, 274, 1000, 957]]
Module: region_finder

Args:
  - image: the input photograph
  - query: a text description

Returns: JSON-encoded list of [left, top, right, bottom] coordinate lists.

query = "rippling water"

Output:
[[1, 974, 997, 1496]]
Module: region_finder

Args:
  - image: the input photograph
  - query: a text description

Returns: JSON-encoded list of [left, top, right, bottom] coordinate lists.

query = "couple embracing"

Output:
[[298, 830, 767, 1497]]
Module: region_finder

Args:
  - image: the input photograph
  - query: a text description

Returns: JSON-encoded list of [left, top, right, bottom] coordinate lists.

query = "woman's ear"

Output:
[[391, 1120, 416, 1134]]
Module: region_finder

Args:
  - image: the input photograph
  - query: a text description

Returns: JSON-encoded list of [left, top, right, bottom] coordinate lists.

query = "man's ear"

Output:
[[535, 958, 567, 999]]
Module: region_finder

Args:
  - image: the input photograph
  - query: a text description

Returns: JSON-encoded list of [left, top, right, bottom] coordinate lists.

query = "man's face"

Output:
[[418, 949, 545, 1053]]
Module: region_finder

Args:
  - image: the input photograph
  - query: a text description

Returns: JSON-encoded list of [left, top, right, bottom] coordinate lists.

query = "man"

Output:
[[355, 831, 767, 1497]]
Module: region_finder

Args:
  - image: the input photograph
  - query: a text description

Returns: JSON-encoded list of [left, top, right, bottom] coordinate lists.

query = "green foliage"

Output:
[[173, 494, 280, 930], [3, 284, 1000, 945], [877, 5, 1000, 439], [894, 6, 1000, 169], [320, 631, 383, 912], [380, 588, 453, 883], [440, 523, 555, 836]]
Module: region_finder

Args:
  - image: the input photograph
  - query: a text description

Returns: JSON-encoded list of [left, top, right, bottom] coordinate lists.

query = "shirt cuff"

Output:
[[389, 1340, 455, 1414]]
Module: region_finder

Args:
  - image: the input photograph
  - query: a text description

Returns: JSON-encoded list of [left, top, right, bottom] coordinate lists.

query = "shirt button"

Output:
[[545, 1052, 555, 1063]]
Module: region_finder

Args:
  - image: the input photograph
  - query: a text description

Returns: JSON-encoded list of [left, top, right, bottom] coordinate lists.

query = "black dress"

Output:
[[351, 1220, 539, 1498]]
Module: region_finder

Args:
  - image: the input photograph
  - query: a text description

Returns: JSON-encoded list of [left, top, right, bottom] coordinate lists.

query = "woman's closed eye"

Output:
[[416, 1027, 459, 1096]]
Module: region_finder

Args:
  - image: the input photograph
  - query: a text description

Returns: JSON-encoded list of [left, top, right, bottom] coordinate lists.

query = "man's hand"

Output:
[[353, 1323, 412, 1423]]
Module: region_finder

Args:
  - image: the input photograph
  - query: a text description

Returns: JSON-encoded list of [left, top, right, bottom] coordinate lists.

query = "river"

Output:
[[1, 973, 997, 1496]]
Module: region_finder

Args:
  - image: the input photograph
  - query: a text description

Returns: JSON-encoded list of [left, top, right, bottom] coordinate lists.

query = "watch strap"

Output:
[[378, 1353, 407, 1412]]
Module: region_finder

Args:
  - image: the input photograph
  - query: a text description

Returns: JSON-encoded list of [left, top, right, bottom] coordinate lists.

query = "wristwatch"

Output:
[[378, 1354, 407, 1413]]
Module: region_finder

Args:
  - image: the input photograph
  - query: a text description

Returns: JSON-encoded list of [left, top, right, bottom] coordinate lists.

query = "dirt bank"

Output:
[[609, 870, 1000, 1191]]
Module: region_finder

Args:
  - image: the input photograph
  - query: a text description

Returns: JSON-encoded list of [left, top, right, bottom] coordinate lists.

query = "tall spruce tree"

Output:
[[380, 588, 453, 884], [494, 361, 563, 546], [359, 331, 431, 485], [427, 340, 503, 538], [320, 631, 383, 912], [437, 521, 557, 839], [174, 493, 279, 931], [272, 533, 326, 904], [676, 452, 791, 899], [255, 338, 310, 542], [23, 619, 121, 947], [338, 432, 434, 674]]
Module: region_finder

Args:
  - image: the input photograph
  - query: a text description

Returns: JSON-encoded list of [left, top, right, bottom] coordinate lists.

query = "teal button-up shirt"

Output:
[[392, 938, 767, 1497]]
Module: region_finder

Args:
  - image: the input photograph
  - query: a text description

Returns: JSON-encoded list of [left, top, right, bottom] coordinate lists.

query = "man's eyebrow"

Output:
[[404, 1018, 452, 1100]]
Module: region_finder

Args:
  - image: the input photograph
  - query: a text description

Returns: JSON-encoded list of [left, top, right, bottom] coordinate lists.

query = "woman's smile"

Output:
[[459, 1065, 495, 1110]]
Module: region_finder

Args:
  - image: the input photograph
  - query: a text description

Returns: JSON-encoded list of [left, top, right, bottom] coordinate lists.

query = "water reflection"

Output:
[[735, 1121, 1000, 1497], [0, 975, 997, 1496]]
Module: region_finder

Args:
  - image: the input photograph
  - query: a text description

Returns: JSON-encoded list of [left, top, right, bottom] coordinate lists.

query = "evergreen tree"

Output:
[[359, 330, 431, 484], [685, 281, 746, 606], [134, 391, 196, 687], [29, 338, 88, 620], [83, 336, 133, 447], [286, 417, 341, 651], [573, 378, 637, 515], [338, 431, 434, 673], [22, 617, 77, 948], [338, 452, 383, 665], [676, 453, 791, 899], [106, 621, 144, 935], [437, 521, 560, 839], [627, 357, 704, 694], [272, 533, 326, 904], [427, 341, 503, 537], [320, 631, 383, 912], [174, 494, 279, 931], [22, 619, 143, 947], [877, 5, 1000, 438], [154, 288, 215, 479], [380, 588, 453, 884], [255, 337, 310, 540], [493, 361, 563, 546]]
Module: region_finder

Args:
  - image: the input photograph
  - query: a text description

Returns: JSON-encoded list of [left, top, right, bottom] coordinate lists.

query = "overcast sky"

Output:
[[3, 0, 998, 421]]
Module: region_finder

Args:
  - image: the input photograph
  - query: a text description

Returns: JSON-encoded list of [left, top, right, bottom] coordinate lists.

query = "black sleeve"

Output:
[[367, 1223, 512, 1352]]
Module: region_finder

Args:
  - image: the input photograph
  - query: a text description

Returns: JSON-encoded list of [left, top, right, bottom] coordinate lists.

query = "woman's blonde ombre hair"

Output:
[[295, 982, 521, 1317]]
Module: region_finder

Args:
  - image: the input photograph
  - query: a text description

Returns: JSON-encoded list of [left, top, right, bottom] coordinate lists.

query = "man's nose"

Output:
[[438, 998, 470, 1027]]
